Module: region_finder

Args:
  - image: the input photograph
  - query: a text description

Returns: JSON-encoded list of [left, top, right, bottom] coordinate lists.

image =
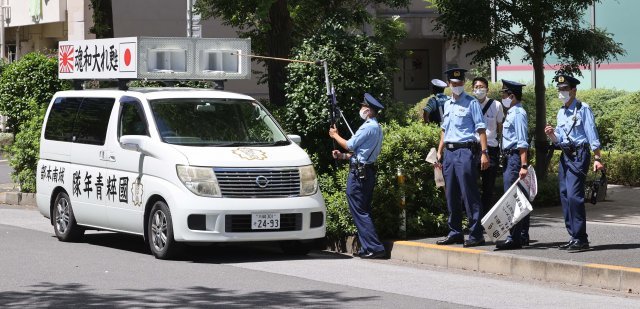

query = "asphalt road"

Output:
[[1, 206, 640, 308]]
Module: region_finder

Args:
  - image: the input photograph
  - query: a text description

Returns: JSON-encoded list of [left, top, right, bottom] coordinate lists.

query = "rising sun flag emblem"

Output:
[[59, 45, 75, 73]]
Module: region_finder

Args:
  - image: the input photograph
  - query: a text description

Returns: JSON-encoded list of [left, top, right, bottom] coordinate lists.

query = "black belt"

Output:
[[558, 143, 589, 151], [350, 163, 376, 169], [445, 142, 477, 150], [502, 148, 520, 155]]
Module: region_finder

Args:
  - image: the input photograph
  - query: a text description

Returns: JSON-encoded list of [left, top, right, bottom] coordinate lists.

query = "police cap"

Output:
[[554, 74, 580, 88], [431, 79, 447, 88], [444, 68, 467, 82], [501, 79, 525, 96], [362, 93, 384, 111]]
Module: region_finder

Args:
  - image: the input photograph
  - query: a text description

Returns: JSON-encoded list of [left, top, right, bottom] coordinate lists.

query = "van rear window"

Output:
[[44, 97, 115, 145]]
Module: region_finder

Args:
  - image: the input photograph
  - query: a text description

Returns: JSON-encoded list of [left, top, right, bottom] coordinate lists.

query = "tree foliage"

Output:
[[0, 52, 71, 133], [89, 0, 114, 38], [430, 0, 625, 180], [280, 17, 406, 172], [194, 0, 410, 105]]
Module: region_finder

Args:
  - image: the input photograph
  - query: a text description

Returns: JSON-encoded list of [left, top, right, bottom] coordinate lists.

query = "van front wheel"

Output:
[[148, 201, 182, 259], [53, 192, 84, 242]]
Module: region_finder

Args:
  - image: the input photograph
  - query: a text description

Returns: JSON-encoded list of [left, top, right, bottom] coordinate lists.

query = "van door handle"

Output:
[[99, 150, 116, 162]]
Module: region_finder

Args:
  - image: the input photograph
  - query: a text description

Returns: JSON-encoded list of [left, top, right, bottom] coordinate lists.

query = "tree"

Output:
[[89, 0, 114, 38], [430, 0, 624, 180], [282, 17, 406, 173], [194, 0, 410, 106]]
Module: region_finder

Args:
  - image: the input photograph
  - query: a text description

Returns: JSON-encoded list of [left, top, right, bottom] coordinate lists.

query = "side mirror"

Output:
[[287, 134, 301, 145], [120, 135, 154, 157]]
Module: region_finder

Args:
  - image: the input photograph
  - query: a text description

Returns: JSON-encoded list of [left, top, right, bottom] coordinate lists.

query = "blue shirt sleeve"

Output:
[[583, 105, 601, 150], [424, 97, 436, 113], [554, 109, 564, 144], [469, 99, 487, 132], [515, 111, 529, 149], [440, 101, 450, 131], [347, 125, 368, 151]]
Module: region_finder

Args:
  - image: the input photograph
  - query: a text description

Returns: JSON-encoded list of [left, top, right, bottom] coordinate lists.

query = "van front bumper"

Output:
[[169, 191, 326, 242]]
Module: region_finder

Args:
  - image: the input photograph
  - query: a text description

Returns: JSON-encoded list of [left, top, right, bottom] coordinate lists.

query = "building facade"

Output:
[[0, 0, 481, 104]]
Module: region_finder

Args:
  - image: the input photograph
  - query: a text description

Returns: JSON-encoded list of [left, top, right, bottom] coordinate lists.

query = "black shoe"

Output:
[[495, 239, 522, 250], [558, 240, 576, 250], [352, 251, 366, 257], [463, 239, 486, 247], [360, 250, 387, 259], [567, 240, 590, 252], [436, 236, 464, 245], [521, 236, 530, 246]]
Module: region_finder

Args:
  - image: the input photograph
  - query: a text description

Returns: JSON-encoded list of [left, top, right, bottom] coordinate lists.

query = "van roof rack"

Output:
[[58, 37, 251, 87]]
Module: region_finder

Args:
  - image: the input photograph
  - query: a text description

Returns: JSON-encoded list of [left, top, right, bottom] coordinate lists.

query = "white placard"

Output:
[[481, 181, 533, 242], [519, 165, 537, 202], [58, 37, 138, 79]]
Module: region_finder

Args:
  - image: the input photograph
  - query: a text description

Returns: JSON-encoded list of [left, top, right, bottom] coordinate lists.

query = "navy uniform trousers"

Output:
[[558, 147, 591, 242], [504, 152, 530, 243], [346, 165, 385, 254], [443, 148, 483, 241], [480, 146, 500, 216]]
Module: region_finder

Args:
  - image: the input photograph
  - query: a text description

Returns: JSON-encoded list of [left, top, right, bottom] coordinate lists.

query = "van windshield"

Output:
[[149, 98, 290, 146]]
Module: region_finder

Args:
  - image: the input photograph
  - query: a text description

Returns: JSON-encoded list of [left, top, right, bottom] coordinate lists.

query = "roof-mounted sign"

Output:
[[58, 37, 251, 80]]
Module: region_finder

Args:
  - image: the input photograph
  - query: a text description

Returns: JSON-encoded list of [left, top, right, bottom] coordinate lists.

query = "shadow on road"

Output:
[[77, 232, 350, 264], [0, 282, 378, 308]]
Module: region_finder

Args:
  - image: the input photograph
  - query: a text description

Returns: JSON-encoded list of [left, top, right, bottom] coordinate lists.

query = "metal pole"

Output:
[[186, 0, 192, 37], [591, 1, 597, 89], [0, 1, 5, 60]]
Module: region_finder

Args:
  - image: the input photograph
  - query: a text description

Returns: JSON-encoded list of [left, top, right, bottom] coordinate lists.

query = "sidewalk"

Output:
[[390, 185, 640, 294]]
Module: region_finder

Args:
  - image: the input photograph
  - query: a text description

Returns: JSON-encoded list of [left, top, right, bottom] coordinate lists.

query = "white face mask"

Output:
[[559, 91, 571, 104], [502, 97, 512, 108], [451, 86, 465, 95], [359, 108, 370, 120], [473, 88, 487, 100]]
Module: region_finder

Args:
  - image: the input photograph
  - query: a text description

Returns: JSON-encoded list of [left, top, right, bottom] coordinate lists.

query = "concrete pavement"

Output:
[[390, 184, 640, 294], [3, 180, 640, 295]]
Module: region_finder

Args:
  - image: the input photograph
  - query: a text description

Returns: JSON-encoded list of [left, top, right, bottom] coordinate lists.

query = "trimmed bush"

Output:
[[0, 52, 71, 133]]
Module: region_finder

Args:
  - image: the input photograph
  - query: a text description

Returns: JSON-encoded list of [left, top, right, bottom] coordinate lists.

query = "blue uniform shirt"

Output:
[[347, 118, 383, 164], [441, 92, 487, 143], [502, 102, 529, 150], [553, 99, 601, 151]]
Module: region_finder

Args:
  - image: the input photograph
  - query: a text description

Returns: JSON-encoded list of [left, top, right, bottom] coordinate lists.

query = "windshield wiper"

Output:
[[247, 140, 290, 146]]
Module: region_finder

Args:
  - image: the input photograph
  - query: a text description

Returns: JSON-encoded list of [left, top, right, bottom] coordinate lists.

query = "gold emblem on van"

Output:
[[131, 178, 144, 207], [233, 148, 267, 160]]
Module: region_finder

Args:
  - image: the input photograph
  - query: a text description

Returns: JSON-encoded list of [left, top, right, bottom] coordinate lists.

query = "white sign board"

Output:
[[520, 166, 538, 201], [58, 37, 138, 79], [481, 181, 533, 242]]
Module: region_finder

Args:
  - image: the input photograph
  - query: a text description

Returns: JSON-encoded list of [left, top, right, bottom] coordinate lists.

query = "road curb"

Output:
[[0, 191, 36, 206], [391, 240, 640, 294]]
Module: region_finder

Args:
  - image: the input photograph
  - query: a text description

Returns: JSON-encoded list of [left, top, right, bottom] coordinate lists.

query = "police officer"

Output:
[[544, 74, 604, 252], [495, 80, 530, 250], [423, 79, 450, 125], [329, 93, 386, 259], [472, 77, 504, 216], [435, 68, 489, 247]]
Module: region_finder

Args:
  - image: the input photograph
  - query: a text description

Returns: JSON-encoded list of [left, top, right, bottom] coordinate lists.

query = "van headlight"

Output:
[[299, 165, 318, 196], [176, 165, 221, 197]]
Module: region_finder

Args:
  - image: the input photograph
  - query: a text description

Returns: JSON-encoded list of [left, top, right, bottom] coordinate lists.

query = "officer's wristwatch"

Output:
[[594, 155, 602, 163], [521, 164, 529, 169], [481, 149, 489, 156]]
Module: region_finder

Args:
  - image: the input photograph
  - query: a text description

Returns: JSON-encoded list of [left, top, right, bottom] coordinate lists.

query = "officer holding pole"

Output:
[[329, 93, 386, 259]]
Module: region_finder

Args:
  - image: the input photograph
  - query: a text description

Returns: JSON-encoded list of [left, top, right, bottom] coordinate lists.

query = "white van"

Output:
[[36, 88, 326, 259]]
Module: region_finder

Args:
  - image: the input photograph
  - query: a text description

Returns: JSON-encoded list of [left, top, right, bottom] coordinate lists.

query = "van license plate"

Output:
[[252, 213, 280, 230]]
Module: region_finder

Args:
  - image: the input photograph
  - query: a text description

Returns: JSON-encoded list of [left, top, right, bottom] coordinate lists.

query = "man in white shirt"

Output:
[[472, 77, 504, 217]]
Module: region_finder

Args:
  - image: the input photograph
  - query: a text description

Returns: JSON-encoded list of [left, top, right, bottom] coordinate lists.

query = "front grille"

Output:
[[214, 168, 300, 198], [225, 213, 302, 232]]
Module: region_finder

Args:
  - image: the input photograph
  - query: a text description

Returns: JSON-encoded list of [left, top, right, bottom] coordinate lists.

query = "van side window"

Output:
[[44, 97, 82, 142], [73, 98, 116, 145], [119, 97, 149, 137]]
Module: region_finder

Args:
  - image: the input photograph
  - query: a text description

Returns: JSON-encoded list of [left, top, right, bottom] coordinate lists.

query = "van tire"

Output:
[[53, 192, 85, 242], [280, 240, 313, 256], [148, 201, 182, 259]]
